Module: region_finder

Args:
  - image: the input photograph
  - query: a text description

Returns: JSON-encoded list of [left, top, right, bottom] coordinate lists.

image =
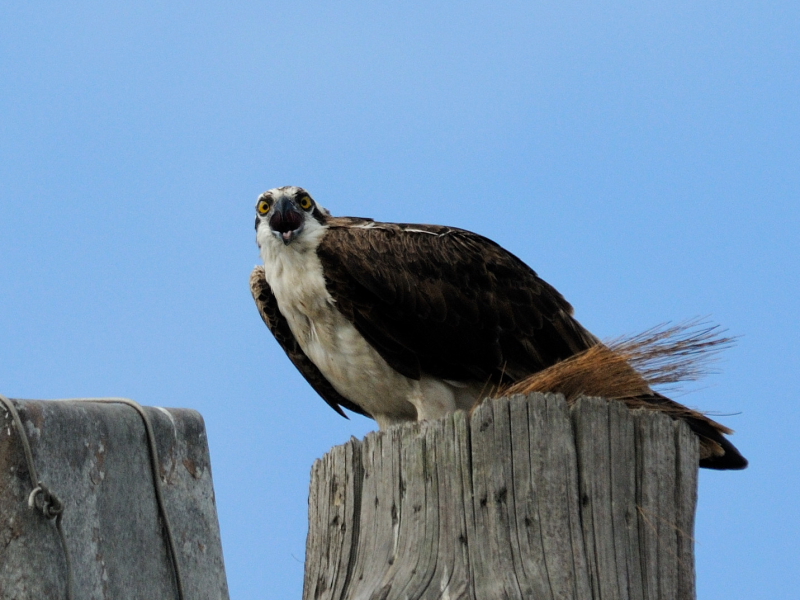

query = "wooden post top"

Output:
[[304, 393, 699, 600]]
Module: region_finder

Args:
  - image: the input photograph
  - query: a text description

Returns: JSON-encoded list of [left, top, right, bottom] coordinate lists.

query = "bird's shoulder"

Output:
[[320, 216, 570, 308], [322, 217, 522, 266]]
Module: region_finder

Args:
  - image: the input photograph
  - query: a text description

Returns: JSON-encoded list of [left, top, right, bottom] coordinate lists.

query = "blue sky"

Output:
[[1, 2, 798, 598]]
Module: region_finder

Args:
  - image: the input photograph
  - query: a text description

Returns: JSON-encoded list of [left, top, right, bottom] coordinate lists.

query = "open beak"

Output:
[[269, 198, 305, 245]]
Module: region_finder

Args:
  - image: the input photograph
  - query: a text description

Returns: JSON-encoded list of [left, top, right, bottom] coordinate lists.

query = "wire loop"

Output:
[[28, 482, 65, 519]]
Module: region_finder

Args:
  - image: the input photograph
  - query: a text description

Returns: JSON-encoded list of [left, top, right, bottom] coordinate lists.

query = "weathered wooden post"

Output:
[[303, 393, 698, 600], [0, 397, 229, 600]]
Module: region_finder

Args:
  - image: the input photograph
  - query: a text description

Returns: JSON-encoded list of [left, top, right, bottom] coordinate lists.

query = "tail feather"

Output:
[[499, 321, 747, 470]]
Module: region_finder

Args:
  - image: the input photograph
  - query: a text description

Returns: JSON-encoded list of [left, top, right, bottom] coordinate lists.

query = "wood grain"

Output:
[[304, 393, 699, 600]]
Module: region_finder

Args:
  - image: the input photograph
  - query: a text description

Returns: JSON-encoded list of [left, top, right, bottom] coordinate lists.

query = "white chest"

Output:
[[259, 234, 418, 421], [261, 244, 334, 344]]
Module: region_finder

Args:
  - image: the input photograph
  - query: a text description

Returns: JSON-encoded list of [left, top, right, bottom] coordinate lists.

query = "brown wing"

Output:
[[316, 220, 599, 384], [250, 266, 371, 418]]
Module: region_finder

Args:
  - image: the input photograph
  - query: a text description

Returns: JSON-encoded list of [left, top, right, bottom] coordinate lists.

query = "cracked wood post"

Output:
[[303, 393, 699, 600], [0, 399, 229, 600]]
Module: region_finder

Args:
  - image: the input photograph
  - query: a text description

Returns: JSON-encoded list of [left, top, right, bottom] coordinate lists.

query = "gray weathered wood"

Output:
[[303, 393, 698, 600], [0, 399, 229, 600]]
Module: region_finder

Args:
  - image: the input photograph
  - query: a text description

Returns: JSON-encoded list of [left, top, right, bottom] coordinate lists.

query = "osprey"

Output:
[[251, 186, 746, 470]]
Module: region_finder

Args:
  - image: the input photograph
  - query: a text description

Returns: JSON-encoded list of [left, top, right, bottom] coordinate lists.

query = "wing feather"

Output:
[[316, 220, 598, 384]]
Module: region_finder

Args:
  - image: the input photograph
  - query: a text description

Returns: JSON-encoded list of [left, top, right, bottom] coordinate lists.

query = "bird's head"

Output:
[[255, 186, 330, 249]]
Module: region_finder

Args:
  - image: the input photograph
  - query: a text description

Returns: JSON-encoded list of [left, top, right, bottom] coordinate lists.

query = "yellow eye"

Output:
[[257, 200, 271, 215], [298, 196, 313, 211]]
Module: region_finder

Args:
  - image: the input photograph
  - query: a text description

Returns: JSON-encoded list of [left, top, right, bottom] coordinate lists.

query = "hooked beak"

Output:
[[269, 198, 305, 245]]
